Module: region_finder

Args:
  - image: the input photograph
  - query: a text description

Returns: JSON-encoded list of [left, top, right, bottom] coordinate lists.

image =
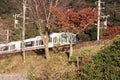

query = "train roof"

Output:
[[25, 37, 37, 42], [50, 32, 76, 37]]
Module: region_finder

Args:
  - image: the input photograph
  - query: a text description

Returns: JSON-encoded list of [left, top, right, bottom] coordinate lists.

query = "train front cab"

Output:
[[50, 32, 77, 47], [60, 32, 77, 45]]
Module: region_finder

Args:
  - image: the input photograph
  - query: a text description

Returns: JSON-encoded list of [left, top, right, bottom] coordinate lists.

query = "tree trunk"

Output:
[[69, 37, 73, 60], [37, 22, 50, 60], [44, 38, 50, 59], [21, 39, 25, 62], [40, 34, 50, 60], [67, 32, 73, 60], [44, 44, 50, 59], [42, 32, 50, 60], [70, 39, 73, 57]]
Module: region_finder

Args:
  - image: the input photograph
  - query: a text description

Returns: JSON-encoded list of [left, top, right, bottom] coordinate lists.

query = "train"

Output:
[[0, 32, 77, 54]]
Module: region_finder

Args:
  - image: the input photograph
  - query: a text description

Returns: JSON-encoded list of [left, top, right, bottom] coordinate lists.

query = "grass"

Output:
[[0, 44, 105, 79], [73, 45, 104, 63], [0, 52, 76, 79]]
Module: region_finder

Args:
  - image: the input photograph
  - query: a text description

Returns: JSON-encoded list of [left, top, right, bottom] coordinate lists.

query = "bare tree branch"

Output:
[[28, 0, 60, 59]]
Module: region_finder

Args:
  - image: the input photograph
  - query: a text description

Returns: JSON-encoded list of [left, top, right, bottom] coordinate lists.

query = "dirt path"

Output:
[[0, 74, 27, 80]]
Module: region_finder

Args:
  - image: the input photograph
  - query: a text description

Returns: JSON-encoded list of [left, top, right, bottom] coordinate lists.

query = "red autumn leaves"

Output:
[[104, 26, 120, 39], [52, 7, 98, 34]]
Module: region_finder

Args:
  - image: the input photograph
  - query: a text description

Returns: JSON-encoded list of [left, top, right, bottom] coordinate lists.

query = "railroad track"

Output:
[[0, 53, 19, 60], [0, 45, 70, 60], [0, 40, 111, 60], [0, 50, 39, 60]]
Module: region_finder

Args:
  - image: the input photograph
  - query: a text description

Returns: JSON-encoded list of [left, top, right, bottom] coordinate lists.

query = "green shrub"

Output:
[[78, 36, 120, 80]]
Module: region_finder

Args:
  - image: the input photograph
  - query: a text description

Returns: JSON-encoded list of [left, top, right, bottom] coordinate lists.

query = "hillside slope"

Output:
[[0, 40, 107, 80], [79, 36, 120, 80]]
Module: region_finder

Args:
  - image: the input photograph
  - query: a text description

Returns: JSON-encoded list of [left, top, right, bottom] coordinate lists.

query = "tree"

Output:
[[28, 0, 59, 59], [103, 26, 120, 39], [0, 17, 5, 42], [0, 17, 11, 43], [52, 7, 97, 59]]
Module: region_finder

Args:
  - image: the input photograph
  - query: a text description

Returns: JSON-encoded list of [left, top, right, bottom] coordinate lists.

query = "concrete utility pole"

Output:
[[96, 0, 105, 40], [13, 0, 28, 62], [97, 0, 101, 40], [22, 0, 27, 62]]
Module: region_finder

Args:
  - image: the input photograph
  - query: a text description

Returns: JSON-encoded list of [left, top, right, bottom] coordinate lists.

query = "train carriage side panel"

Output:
[[7, 41, 21, 52], [15, 41, 21, 52], [0, 44, 9, 53]]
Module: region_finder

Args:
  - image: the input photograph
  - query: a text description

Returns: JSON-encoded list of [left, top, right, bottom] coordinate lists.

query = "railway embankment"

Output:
[[0, 39, 113, 79]]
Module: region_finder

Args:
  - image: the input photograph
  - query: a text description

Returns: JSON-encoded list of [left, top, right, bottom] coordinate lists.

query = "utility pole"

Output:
[[96, 0, 105, 40], [13, 0, 28, 62], [96, 0, 102, 41], [22, 0, 27, 62], [97, 0, 101, 40]]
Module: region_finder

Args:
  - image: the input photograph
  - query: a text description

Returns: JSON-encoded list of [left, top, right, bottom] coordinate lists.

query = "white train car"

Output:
[[7, 41, 21, 52], [24, 36, 45, 50], [0, 32, 77, 54], [34, 36, 44, 48], [0, 41, 21, 54]]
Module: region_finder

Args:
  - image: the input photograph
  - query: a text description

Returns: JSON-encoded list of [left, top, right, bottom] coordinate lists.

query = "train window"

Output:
[[25, 41, 34, 47], [36, 40, 39, 46], [61, 34, 67, 43], [40, 40, 43, 45], [36, 40, 43, 46], [0, 46, 8, 51], [0, 46, 5, 51], [10, 45, 15, 50], [49, 38, 52, 42], [72, 35, 77, 43], [53, 37, 57, 44]]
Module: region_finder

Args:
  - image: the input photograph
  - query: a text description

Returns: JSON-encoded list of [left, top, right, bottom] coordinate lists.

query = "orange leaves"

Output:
[[52, 7, 71, 30], [52, 7, 98, 33]]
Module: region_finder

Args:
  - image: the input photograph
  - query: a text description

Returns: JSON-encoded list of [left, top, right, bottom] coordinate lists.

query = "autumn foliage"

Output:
[[103, 26, 120, 39], [52, 7, 98, 58], [52, 7, 98, 33]]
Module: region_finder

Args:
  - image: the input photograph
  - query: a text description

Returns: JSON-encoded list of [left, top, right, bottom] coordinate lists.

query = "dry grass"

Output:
[[0, 51, 76, 79], [0, 44, 105, 79], [73, 44, 104, 64]]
